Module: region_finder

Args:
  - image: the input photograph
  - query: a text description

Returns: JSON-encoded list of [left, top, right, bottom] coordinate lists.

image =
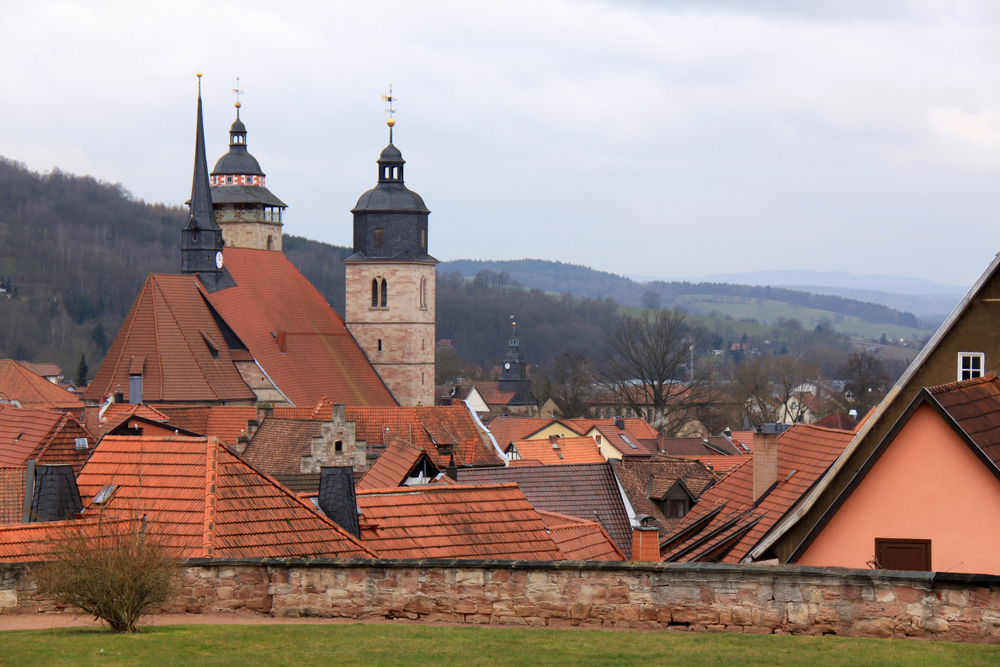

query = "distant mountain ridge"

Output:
[[439, 258, 935, 331]]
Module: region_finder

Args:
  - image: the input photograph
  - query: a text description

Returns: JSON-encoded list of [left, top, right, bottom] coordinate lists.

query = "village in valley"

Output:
[[4, 3, 1000, 658]]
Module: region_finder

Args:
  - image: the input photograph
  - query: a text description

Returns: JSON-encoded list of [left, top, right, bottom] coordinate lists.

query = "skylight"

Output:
[[93, 484, 117, 505], [620, 435, 638, 449]]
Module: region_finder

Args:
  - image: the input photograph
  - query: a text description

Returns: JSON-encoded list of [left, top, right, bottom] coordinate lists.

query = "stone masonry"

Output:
[[4, 559, 1000, 643], [345, 261, 435, 407], [299, 404, 366, 474]]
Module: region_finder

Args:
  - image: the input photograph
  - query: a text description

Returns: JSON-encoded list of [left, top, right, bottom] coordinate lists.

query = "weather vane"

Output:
[[233, 77, 243, 111], [382, 85, 397, 141]]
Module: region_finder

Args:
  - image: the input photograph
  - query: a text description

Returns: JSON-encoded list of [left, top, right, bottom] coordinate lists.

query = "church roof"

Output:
[[84, 249, 396, 408], [210, 184, 286, 208], [352, 182, 429, 214]]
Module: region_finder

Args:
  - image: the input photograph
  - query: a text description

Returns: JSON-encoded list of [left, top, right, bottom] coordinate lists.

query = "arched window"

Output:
[[419, 277, 427, 309], [420, 228, 426, 249], [371, 278, 379, 307], [373, 228, 384, 247], [380, 278, 388, 307]]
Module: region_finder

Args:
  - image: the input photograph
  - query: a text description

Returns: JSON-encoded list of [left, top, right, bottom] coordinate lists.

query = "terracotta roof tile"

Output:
[[644, 436, 744, 458], [457, 462, 633, 555], [508, 436, 605, 465], [0, 406, 93, 472], [0, 467, 24, 524], [0, 518, 112, 562], [75, 435, 374, 559], [568, 418, 659, 440], [812, 412, 859, 431], [928, 372, 1000, 465], [488, 417, 587, 447], [660, 424, 854, 564], [202, 248, 396, 407], [357, 438, 435, 491], [691, 455, 753, 474], [356, 484, 563, 560], [537, 510, 625, 561], [611, 457, 721, 529], [82, 274, 256, 404], [101, 403, 172, 434], [0, 360, 82, 411]]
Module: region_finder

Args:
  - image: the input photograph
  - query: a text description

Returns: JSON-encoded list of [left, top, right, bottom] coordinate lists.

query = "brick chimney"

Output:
[[631, 526, 660, 562], [753, 424, 781, 503], [83, 404, 100, 438]]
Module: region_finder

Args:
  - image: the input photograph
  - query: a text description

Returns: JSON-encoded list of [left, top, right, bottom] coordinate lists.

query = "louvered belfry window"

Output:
[[371, 279, 379, 307], [380, 278, 388, 307]]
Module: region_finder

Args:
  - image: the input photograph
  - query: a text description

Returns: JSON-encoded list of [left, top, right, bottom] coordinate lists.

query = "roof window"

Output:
[[74, 437, 88, 450], [93, 484, 117, 505], [959, 352, 984, 381]]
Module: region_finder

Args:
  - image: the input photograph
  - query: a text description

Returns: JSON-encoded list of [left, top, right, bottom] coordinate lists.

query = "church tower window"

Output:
[[419, 277, 427, 309], [381, 278, 388, 307], [371, 279, 379, 307], [374, 228, 384, 247]]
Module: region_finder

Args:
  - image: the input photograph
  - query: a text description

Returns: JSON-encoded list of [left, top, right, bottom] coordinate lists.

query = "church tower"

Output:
[[181, 74, 226, 290], [209, 96, 287, 251], [498, 320, 536, 411], [343, 106, 437, 407]]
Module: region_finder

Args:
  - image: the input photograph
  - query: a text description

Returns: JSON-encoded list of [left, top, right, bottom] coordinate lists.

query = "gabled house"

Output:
[[610, 456, 721, 534], [756, 248, 1000, 564], [789, 374, 1000, 574], [0, 360, 83, 413], [0, 406, 94, 473], [659, 424, 855, 564], [506, 435, 606, 466], [356, 438, 442, 491], [73, 435, 375, 559]]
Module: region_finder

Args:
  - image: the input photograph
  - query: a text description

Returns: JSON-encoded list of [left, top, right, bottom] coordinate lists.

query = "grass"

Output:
[[2, 623, 1000, 667]]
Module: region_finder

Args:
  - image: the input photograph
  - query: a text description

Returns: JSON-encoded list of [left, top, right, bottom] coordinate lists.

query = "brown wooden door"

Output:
[[875, 538, 931, 571]]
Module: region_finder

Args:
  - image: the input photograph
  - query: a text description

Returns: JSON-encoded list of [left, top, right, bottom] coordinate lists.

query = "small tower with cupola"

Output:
[[343, 93, 437, 406], [209, 91, 287, 251]]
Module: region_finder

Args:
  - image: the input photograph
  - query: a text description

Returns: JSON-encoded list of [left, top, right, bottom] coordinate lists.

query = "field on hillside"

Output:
[[3, 623, 999, 666], [678, 296, 929, 341]]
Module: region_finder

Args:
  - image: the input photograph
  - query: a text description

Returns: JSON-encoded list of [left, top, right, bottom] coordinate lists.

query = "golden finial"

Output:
[[196, 72, 203, 96], [382, 85, 397, 142], [233, 77, 243, 111]]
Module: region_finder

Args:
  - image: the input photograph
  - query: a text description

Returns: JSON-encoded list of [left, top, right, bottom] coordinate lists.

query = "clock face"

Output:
[[504, 363, 510, 370], [215, 251, 224, 269]]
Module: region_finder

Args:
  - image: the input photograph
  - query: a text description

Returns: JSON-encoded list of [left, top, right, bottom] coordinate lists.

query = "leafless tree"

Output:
[[728, 356, 779, 428], [640, 291, 661, 310], [772, 355, 821, 423], [602, 307, 710, 434], [548, 351, 598, 418], [842, 351, 889, 416]]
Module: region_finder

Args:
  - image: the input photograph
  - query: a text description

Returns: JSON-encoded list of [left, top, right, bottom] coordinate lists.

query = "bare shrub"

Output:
[[34, 515, 179, 633]]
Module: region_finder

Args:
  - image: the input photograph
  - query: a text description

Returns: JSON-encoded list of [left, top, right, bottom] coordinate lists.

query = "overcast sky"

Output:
[[1, 1, 998, 287]]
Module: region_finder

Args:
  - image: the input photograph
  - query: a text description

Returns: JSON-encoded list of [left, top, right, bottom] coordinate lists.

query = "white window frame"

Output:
[[958, 352, 985, 381]]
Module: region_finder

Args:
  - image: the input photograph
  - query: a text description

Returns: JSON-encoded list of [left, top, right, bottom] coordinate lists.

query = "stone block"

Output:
[[786, 602, 809, 626], [608, 587, 630, 604], [0, 590, 17, 609], [814, 603, 851, 625], [849, 618, 894, 638], [671, 607, 698, 624], [773, 583, 802, 602], [613, 606, 639, 622], [921, 617, 949, 633], [894, 587, 925, 604], [576, 585, 608, 605], [725, 625, 744, 633], [745, 626, 773, 634]]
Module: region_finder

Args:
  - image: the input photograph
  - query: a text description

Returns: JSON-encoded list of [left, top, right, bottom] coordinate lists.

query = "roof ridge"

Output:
[[928, 371, 999, 394], [27, 412, 67, 462], [203, 436, 218, 557], [356, 482, 521, 496]]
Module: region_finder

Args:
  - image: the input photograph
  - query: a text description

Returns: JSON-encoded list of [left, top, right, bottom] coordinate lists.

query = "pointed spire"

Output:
[[186, 73, 220, 233]]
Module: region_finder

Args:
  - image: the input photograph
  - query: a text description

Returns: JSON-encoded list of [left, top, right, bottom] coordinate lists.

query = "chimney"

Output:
[[549, 434, 560, 447], [83, 404, 100, 438], [631, 526, 660, 562], [615, 417, 625, 430], [113, 389, 124, 404], [656, 432, 665, 454], [446, 454, 457, 481], [331, 403, 346, 424], [318, 467, 360, 538], [753, 423, 781, 503], [256, 402, 274, 424]]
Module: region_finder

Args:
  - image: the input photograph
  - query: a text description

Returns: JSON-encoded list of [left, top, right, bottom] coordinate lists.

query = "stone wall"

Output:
[[4, 559, 1000, 642]]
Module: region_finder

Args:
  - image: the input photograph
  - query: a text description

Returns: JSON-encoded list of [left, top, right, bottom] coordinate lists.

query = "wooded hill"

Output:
[[0, 157, 919, 384]]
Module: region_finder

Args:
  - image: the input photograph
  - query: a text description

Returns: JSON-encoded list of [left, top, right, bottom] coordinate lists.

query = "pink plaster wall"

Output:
[[798, 403, 1000, 575]]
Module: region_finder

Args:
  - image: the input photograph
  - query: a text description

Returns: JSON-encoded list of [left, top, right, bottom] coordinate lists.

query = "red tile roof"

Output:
[[357, 438, 434, 491], [457, 462, 633, 555], [154, 405, 257, 446], [692, 455, 753, 474], [0, 467, 24, 524], [644, 436, 745, 458], [509, 436, 605, 465], [0, 360, 82, 411], [101, 403, 172, 434], [0, 406, 93, 472], [585, 424, 657, 457], [812, 411, 859, 431], [355, 484, 563, 560], [537, 510, 625, 561], [928, 373, 1000, 465], [488, 417, 587, 447], [202, 248, 396, 407], [660, 424, 854, 564], [611, 457, 721, 532], [82, 274, 257, 404], [0, 518, 113, 562], [568, 418, 659, 439], [75, 435, 374, 559]]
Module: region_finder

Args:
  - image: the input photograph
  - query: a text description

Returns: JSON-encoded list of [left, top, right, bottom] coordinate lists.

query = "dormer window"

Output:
[[959, 352, 984, 381], [374, 228, 384, 247]]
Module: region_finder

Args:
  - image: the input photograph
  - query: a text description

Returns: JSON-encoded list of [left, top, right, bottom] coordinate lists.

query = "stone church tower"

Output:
[[344, 117, 437, 406], [209, 102, 287, 251]]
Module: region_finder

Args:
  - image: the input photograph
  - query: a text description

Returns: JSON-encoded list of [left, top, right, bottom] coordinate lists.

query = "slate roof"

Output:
[[508, 436, 606, 465], [202, 248, 397, 407], [356, 438, 436, 491], [75, 435, 374, 559], [0, 360, 82, 411], [611, 456, 721, 530], [210, 185, 286, 207], [355, 484, 563, 560], [659, 424, 854, 564], [0, 467, 24, 524], [457, 462, 633, 555], [0, 406, 93, 472], [84, 249, 396, 408], [537, 510, 625, 561]]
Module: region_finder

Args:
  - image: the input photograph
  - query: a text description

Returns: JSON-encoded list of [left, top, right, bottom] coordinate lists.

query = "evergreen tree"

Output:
[[75, 353, 89, 388]]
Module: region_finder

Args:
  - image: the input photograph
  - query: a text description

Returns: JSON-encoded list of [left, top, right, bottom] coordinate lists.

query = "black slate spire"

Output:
[[181, 74, 226, 284]]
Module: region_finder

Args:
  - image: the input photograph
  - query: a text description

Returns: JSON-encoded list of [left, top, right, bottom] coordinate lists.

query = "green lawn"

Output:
[[2, 623, 999, 667]]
